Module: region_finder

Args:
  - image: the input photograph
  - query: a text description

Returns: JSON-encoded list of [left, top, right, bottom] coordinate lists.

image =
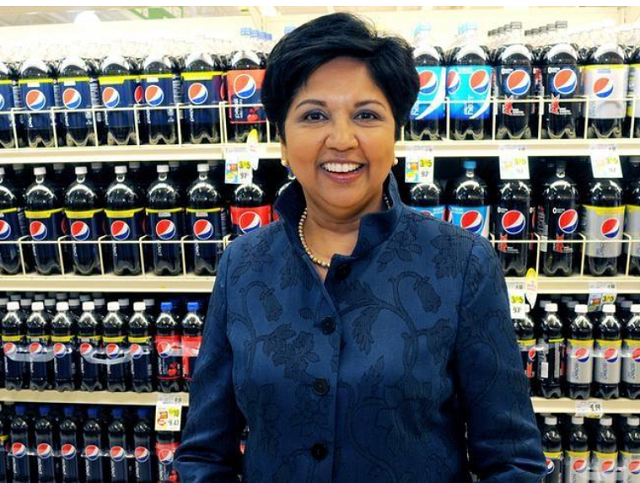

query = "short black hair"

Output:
[[262, 13, 419, 143]]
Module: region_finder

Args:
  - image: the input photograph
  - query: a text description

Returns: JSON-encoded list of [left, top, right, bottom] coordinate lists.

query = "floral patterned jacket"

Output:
[[174, 175, 546, 483]]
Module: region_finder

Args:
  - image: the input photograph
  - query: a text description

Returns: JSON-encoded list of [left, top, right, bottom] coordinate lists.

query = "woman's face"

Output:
[[282, 57, 396, 216]]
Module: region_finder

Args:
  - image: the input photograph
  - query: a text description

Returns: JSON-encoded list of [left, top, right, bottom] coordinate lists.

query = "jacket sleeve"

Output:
[[175, 246, 247, 482], [454, 236, 546, 482]]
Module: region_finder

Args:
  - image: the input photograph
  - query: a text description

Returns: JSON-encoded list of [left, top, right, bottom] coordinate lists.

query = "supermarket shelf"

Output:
[[1, 139, 640, 164], [0, 389, 189, 406], [532, 397, 640, 414], [505, 276, 640, 295]]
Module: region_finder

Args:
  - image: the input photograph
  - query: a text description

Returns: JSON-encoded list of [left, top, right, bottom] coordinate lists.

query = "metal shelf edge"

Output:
[[0, 389, 190, 406]]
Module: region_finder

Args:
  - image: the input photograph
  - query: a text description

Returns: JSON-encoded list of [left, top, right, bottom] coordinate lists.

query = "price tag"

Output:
[[155, 394, 183, 432], [525, 268, 538, 309], [575, 400, 604, 418], [590, 144, 623, 179], [405, 147, 434, 184], [499, 146, 530, 180], [588, 281, 617, 312], [225, 148, 254, 185], [506, 280, 526, 319]]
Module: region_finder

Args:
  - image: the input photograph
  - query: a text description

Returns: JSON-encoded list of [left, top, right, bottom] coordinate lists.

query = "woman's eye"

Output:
[[303, 111, 327, 122], [356, 111, 380, 121]]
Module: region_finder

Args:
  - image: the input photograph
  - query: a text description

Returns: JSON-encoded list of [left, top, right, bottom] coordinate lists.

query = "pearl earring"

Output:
[[393, 158, 399, 166], [281, 158, 289, 167]]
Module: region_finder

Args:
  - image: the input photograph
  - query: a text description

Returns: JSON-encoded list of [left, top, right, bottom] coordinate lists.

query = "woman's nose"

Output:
[[324, 116, 359, 151]]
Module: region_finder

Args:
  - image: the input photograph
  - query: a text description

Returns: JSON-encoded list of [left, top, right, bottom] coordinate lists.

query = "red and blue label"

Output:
[[230, 205, 272, 236], [500, 210, 527, 236], [447, 205, 490, 238], [550, 67, 579, 96], [0, 210, 21, 241], [20, 81, 58, 129], [499, 67, 532, 98], [410, 67, 446, 121], [155, 335, 182, 381], [60, 79, 94, 130], [107, 211, 144, 242], [189, 210, 225, 261], [182, 72, 224, 124], [410, 205, 446, 221], [227, 69, 266, 124], [147, 212, 183, 241], [99, 76, 138, 129], [446, 66, 492, 120], [142, 76, 176, 127], [27, 211, 64, 242], [557, 209, 579, 235], [0, 81, 17, 131]]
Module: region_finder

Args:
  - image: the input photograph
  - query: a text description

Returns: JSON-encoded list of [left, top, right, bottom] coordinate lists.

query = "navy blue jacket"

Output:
[[174, 175, 546, 482]]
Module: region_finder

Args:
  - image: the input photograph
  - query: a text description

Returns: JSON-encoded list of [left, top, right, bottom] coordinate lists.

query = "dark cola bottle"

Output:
[[182, 301, 204, 391], [623, 304, 640, 399], [541, 415, 563, 483], [19, 58, 60, 148], [107, 408, 129, 483], [514, 304, 536, 395], [100, 54, 141, 146], [593, 304, 622, 400], [590, 416, 618, 481], [0, 166, 25, 274], [0, 61, 21, 148], [51, 301, 78, 392], [536, 303, 564, 398], [2, 301, 28, 390], [446, 160, 489, 238], [10, 404, 34, 483], [26, 301, 53, 391], [563, 416, 589, 482], [141, 53, 179, 145], [103, 301, 129, 392], [78, 301, 104, 392], [155, 301, 182, 393], [129, 301, 155, 393], [230, 174, 271, 238], [625, 158, 640, 275], [565, 304, 593, 400], [133, 408, 156, 483], [407, 178, 446, 221], [621, 416, 640, 481], [34, 405, 57, 483], [82, 407, 106, 483], [59, 406, 82, 483]]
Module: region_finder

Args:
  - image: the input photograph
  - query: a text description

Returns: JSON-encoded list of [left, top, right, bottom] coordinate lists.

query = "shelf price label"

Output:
[[499, 145, 530, 180], [575, 400, 604, 418], [588, 281, 617, 312], [525, 268, 538, 309], [590, 144, 623, 179], [405, 146, 434, 184], [506, 280, 526, 320], [225, 147, 255, 185], [155, 394, 184, 432]]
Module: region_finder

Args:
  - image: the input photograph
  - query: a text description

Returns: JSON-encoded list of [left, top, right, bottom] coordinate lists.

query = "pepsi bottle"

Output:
[[156, 431, 179, 483], [100, 54, 141, 146], [65, 166, 104, 275], [227, 34, 267, 142], [83, 407, 106, 483], [10, 405, 33, 483], [78, 301, 104, 392], [147, 164, 184, 276], [141, 53, 179, 145], [0, 406, 9, 482], [537, 303, 564, 398], [106, 166, 144, 276], [59, 406, 81, 483], [2, 301, 28, 390], [182, 301, 203, 390], [628, 47, 640, 138], [103, 301, 129, 392], [26, 301, 52, 391], [0, 61, 21, 149], [407, 23, 445, 141], [447, 22, 492, 140], [494, 179, 532, 276], [536, 161, 579, 277], [230, 174, 272, 237], [407, 178, 446, 221], [25, 167, 64, 275], [19, 58, 59, 148], [0, 166, 25, 274], [594, 304, 622, 400], [446, 160, 489, 237], [621, 416, 640, 483], [187, 163, 226, 275], [591, 416, 618, 483], [564, 416, 589, 483], [623, 305, 640, 399], [541, 415, 563, 483], [494, 21, 533, 140], [565, 304, 593, 400], [514, 304, 536, 395], [133, 408, 155, 483], [540, 21, 581, 139], [35, 405, 57, 483], [625, 158, 640, 276], [58, 56, 101, 147], [156, 301, 182, 393], [51, 301, 78, 391], [182, 51, 223, 144], [129, 301, 155, 393], [108, 408, 129, 483]]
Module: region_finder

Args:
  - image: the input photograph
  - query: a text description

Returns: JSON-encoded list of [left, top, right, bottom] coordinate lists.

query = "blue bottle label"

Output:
[[99, 76, 139, 128], [410, 67, 446, 121], [147, 209, 183, 241], [0, 208, 22, 241], [59, 77, 95, 129], [66, 210, 104, 241], [188, 208, 225, 269], [182, 71, 223, 124], [447, 205, 490, 237], [0, 81, 16, 131], [141, 75, 176, 127], [411, 205, 446, 221], [446, 66, 492, 120], [106, 209, 144, 241], [20, 79, 58, 129], [227, 69, 266, 124], [26, 209, 64, 241]]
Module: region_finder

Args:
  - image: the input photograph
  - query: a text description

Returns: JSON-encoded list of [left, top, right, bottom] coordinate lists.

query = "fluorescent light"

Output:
[[74, 11, 101, 25]]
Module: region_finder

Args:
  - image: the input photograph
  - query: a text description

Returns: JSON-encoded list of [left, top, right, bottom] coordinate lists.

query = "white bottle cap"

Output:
[[571, 416, 584, 425], [601, 416, 613, 426], [628, 416, 640, 427], [631, 305, 640, 314], [544, 416, 557, 425], [75, 166, 88, 175], [0, 167, 4, 175], [31, 301, 44, 311], [575, 304, 588, 314], [115, 166, 127, 175], [133, 301, 145, 312], [197, 163, 209, 173], [82, 301, 95, 311], [603, 304, 616, 314], [545, 303, 558, 312], [6, 301, 19, 311], [524, 304, 530, 313], [157, 164, 169, 173], [56, 302, 69, 311], [107, 301, 120, 312], [34, 167, 46, 176]]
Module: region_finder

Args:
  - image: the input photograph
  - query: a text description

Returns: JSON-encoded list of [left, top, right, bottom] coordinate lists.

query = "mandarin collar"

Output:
[[274, 174, 403, 259]]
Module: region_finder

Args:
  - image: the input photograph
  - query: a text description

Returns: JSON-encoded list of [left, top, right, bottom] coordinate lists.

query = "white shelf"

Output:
[[505, 275, 640, 295], [0, 389, 189, 406], [531, 397, 640, 414]]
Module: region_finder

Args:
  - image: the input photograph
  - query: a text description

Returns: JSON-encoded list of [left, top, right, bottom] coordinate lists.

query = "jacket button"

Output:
[[311, 443, 328, 461], [321, 317, 336, 335], [336, 263, 351, 280], [312, 378, 330, 396]]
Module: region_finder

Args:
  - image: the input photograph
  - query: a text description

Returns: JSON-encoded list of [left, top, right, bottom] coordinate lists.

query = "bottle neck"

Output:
[[159, 173, 168, 182], [77, 175, 86, 184], [116, 174, 125, 183]]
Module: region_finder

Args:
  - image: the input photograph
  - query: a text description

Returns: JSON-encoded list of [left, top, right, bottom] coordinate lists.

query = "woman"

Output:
[[175, 13, 545, 482]]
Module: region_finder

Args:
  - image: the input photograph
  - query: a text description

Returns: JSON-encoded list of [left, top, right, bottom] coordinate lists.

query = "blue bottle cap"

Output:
[[137, 407, 151, 418], [87, 407, 99, 418], [15, 405, 26, 415], [160, 301, 173, 312], [187, 302, 199, 312], [463, 161, 477, 170], [39, 405, 50, 416], [240, 27, 251, 36], [63, 406, 74, 417], [112, 408, 124, 419]]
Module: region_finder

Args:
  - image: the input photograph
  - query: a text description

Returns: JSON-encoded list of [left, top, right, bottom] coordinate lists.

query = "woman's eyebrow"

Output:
[[294, 99, 387, 110]]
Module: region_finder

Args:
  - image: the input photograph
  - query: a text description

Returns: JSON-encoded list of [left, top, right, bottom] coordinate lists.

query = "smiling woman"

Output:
[[175, 12, 546, 483]]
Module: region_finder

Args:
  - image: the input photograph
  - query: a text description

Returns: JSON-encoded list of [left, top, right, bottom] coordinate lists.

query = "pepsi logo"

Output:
[[447, 70, 460, 94], [157, 341, 174, 359], [469, 70, 490, 95], [0, 220, 12, 240], [29, 342, 44, 356], [110, 220, 131, 241], [106, 343, 121, 359], [527, 347, 536, 362], [505, 70, 531, 96], [460, 210, 484, 235], [553, 69, 578, 95], [601, 460, 616, 474], [102, 87, 120, 109], [85, 445, 101, 461], [110, 446, 126, 462], [53, 342, 67, 358], [419, 70, 439, 96], [12, 442, 27, 458], [3, 342, 17, 356], [501, 210, 525, 235], [193, 219, 214, 240], [233, 74, 257, 100], [80, 342, 94, 356], [633, 348, 640, 363], [71, 220, 91, 241], [593, 77, 614, 99], [546, 458, 555, 474], [601, 218, 620, 239], [604, 347, 619, 363], [155, 219, 177, 240], [129, 343, 143, 359], [238, 211, 263, 234], [0, 93, 5, 111], [629, 460, 640, 474], [135, 446, 150, 463], [145, 85, 165, 107], [30, 220, 48, 241], [158, 448, 175, 465], [134, 85, 143, 104], [25, 89, 46, 111], [572, 459, 588, 473], [188, 83, 209, 105], [62, 88, 82, 109], [37, 443, 53, 459], [558, 209, 578, 235], [575, 347, 590, 363], [61, 443, 77, 460]]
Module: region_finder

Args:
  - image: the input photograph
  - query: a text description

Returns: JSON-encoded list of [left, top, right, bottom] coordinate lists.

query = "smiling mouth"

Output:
[[320, 162, 364, 173]]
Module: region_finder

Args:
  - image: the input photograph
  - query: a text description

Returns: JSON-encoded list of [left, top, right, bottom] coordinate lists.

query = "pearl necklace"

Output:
[[298, 195, 391, 269]]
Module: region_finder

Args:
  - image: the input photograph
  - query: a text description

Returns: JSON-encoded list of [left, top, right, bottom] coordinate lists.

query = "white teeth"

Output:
[[321, 163, 362, 173]]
